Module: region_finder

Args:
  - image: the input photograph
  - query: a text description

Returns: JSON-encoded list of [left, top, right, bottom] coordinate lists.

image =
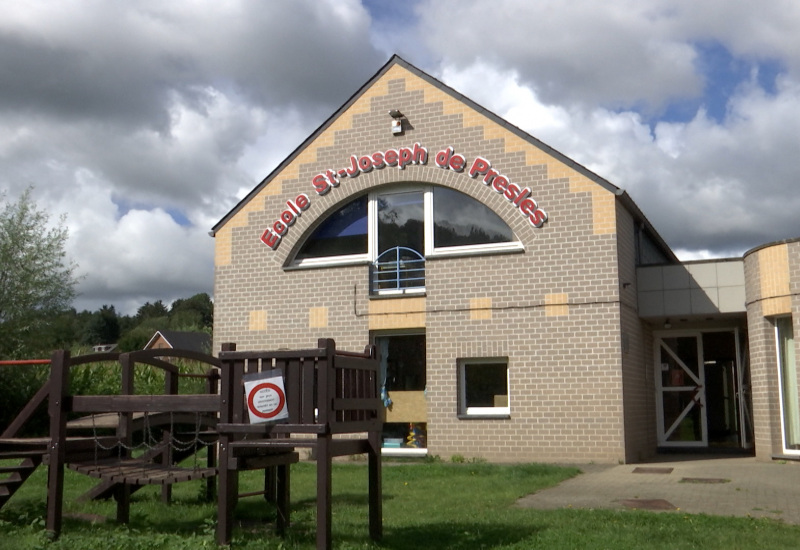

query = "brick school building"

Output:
[[211, 56, 800, 464]]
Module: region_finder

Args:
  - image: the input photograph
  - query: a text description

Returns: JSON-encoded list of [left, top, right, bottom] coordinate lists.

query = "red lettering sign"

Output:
[[261, 145, 548, 251]]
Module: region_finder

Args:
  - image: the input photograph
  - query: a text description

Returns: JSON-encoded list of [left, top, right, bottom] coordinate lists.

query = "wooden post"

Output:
[[115, 353, 134, 524], [368, 429, 383, 541], [217, 343, 237, 546], [275, 463, 291, 535], [161, 366, 179, 503], [205, 367, 219, 502], [316, 433, 333, 550], [315, 338, 336, 550], [45, 349, 69, 539], [264, 467, 277, 503]]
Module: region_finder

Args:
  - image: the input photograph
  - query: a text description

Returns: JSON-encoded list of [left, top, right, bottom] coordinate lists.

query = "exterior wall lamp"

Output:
[[389, 109, 404, 135]]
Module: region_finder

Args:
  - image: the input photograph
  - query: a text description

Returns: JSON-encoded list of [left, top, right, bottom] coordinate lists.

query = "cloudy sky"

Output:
[[2, 0, 800, 314]]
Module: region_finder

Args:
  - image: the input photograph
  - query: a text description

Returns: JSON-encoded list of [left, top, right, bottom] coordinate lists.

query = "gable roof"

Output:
[[144, 330, 211, 353], [211, 55, 676, 262]]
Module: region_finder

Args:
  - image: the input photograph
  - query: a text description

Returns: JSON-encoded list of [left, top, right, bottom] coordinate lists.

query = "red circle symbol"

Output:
[[247, 382, 286, 419]]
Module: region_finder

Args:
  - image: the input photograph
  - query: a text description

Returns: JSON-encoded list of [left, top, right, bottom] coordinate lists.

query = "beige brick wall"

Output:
[[213, 61, 637, 463], [744, 240, 800, 459], [615, 203, 657, 462]]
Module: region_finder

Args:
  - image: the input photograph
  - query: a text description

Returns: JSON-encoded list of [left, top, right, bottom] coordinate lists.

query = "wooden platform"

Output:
[[70, 458, 216, 485], [0, 436, 119, 458]]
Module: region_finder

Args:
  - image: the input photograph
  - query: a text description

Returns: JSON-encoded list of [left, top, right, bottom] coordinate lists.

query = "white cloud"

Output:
[[418, 0, 702, 110], [0, 0, 385, 314], [3, 0, 800, 314], [433, 58, 800, 256]]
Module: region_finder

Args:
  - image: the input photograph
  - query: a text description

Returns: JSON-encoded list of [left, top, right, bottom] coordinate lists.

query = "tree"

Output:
[[170, 292, 213, 330], [136, 300, 169, 323], [83, 304, 121, 346], [0, 188, 79, 358]]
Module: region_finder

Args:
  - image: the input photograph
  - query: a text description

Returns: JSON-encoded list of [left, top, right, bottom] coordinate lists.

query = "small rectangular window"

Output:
[[458, 358, 509, 418]]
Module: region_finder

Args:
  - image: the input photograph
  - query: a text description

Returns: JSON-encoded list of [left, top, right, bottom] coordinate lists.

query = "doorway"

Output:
[[655, 329, 752, 449], [374, 333, 427, 454]]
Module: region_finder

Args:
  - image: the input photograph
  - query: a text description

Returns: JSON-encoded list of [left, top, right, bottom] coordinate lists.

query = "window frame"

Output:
[[457, 357, 511, 419], [775, 316, 800, 455], [291, 185, 522, 268], [425, 187, 523, 258]]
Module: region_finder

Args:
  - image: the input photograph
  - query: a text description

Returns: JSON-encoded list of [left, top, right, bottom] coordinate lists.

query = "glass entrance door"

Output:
[[655, 329, 752, 449], [656, 334, 707, 446]]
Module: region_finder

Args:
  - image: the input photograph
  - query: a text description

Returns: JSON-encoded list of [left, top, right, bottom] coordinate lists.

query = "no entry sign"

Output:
[[243, 370, 289, 423]]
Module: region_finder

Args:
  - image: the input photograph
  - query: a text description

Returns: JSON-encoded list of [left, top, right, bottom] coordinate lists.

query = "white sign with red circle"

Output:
[[243, 371, 289, 423]]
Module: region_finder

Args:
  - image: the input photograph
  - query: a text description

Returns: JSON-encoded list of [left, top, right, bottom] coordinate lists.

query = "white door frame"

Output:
[[655, 328, 751, 448], [654, 331, 707, 447]]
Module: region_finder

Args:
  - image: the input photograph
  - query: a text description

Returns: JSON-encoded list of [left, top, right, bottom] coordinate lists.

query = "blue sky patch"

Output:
[[660, 41, 784, 125]]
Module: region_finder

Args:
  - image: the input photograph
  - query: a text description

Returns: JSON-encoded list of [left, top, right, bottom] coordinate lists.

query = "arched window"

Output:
[[432, 187, 513, 248], [295, 195, 367, 261], [293, 185, 521, 267]]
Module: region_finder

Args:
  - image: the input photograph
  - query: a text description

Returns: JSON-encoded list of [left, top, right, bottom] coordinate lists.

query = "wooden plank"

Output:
[[126, 348, 221, 368], [333, 355, 379, 373], [301, 358, 316, 423], [329, 421, 381, 434], [229, 440, 302, 451], [284, 358, 302, 423], [235, 452, 299, 470], [219, 347, 325, 361], [217, 423, 325, 435], [70, 460, 216, 485], [71, 394, 220, 413], [332, 398, 382, 411], [330, 439, 370, 457]]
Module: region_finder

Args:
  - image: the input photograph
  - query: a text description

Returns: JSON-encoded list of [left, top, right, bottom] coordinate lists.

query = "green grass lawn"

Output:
[[2, 458, 800, 549]]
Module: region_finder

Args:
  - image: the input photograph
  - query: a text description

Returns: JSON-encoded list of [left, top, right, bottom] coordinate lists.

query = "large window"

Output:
[[777, 317, 800, 452], [458, 358, 510, 418], [432, 187, 514, 248], [293, 185, 520, 267], [295, 195, 368, 262]]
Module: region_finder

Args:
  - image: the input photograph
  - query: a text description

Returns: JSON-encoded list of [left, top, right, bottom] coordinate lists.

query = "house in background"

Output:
[[92, 344, 118, 353], [144, 330, 211, 353]]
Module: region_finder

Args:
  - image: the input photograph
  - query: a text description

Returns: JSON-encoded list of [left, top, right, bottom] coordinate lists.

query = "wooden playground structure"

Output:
[[0, 338, 383, 550]]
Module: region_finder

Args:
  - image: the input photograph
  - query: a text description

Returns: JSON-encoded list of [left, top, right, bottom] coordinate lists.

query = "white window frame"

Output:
[[775, 316, 800, 455], [423, 188, 524, 258], [458, 357, 510, 418], [292, 185, 522, 269]]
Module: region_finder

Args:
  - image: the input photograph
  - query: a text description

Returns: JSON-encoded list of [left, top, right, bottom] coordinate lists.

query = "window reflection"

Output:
[[296, 195, 367, 260], [433, 187, 513, 248]]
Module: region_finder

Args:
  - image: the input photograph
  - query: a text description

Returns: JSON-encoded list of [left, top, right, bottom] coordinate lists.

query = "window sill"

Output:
[[370, 288, 426, 299], [427, 242, 524, 260], [286, 256, 370, 271], [381, 447, 428, 457], [457, 413, 511, 420]]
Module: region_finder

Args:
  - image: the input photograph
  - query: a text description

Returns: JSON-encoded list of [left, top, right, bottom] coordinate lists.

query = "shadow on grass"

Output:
[[231, 519, 542, 549], [380, 522, 541, 549]]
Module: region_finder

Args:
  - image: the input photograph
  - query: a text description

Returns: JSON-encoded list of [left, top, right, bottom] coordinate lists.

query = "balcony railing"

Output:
[[371, 246, 425, 294]]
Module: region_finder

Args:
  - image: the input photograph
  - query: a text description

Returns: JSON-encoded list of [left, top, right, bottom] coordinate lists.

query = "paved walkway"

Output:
[[517, 455, 800, 524]]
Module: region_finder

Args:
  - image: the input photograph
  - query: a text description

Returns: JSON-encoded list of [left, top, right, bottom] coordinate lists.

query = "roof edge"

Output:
[[615, 190, 679, 264], [143, 330, 166, 350], [211, 55, 406, 235], [209, 54, 677, 265], [743, 235, 800, 258]]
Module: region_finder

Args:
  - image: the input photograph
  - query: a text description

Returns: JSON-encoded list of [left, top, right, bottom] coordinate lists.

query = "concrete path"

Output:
[[517, 455, 800, 524]]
